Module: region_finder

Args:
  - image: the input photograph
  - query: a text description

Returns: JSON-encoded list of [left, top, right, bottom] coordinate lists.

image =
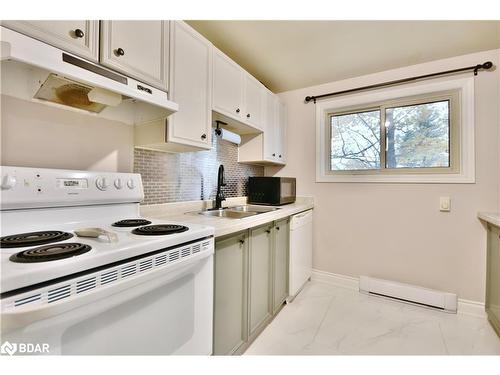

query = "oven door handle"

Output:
[[1, 251, 212, 332]]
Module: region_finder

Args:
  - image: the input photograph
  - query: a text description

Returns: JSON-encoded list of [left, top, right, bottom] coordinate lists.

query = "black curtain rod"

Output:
[[304, 61, 494, 104]]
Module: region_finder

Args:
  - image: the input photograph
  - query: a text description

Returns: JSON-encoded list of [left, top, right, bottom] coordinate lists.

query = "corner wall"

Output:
[[267, 49, 500, 302]]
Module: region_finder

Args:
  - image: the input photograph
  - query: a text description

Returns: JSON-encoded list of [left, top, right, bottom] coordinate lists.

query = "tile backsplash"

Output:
[[134, 129, 264, 205]]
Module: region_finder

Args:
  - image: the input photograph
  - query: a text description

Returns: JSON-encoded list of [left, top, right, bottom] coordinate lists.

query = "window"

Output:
[[316, 76, 475, 183], [330, 93, 457, 173]]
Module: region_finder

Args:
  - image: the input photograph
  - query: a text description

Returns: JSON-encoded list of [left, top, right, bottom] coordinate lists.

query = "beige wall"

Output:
[[1, 95, 134, 172], [268, 49, 500, 302]]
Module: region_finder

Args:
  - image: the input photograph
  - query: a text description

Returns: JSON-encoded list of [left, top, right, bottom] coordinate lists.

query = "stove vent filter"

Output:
[[34, 74, 122, 113]]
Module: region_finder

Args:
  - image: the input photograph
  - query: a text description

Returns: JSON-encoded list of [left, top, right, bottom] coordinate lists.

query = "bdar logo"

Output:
[[0, 341, 17, 356]]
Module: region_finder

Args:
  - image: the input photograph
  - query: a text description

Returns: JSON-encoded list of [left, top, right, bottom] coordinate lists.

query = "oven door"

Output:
[[279, 178, 296, 205], [1, 249, 213, 355]]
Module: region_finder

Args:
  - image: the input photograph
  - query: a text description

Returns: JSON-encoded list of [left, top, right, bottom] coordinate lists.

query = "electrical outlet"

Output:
[[440, 197, 451, 212]]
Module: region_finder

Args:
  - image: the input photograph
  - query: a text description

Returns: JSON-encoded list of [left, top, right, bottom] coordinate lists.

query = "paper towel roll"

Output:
[[217, 128, 241, 145]]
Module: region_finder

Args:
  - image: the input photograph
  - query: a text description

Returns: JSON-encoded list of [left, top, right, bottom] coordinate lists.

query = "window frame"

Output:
[[315, 75, 475, 184], [326, 90, 460, 175]]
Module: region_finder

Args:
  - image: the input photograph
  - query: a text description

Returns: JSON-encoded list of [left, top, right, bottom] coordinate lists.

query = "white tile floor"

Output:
[[245, 281, 500, 355]]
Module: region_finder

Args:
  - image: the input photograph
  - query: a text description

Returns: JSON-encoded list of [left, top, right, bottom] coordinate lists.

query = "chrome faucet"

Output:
[[214, 165, 226, 210]]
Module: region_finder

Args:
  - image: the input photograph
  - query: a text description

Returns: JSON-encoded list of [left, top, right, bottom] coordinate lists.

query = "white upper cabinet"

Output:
[[263, 90, 278, 161], [238, 90, 287, 166], [100, 21, 169, 90], [134, 21, 212, 152], [166, 21, 213, 150], [213, 48, 266, 131], [1, 20, 99, 61], [276, 100, 287, 163], [244, 74, 264, 130], [213, 49, 245, 120]]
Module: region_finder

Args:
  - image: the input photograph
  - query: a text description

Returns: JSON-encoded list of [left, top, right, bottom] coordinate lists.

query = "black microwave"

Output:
[[248, 177, 296, 206]]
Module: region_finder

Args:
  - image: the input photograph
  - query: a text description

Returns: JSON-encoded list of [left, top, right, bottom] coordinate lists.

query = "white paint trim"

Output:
[[316, 75, 475, 183], [311, 269, 486, 318], [457, 299, 487, 318], [311, 269, 359, 290]]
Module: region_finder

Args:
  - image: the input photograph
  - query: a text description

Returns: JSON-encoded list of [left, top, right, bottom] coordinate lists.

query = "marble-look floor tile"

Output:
[[244, 281, 500, 355], [245, 282, 335, 355]]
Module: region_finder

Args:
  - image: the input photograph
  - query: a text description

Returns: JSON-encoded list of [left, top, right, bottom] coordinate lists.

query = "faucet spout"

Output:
[[214, 165, 226, 210]]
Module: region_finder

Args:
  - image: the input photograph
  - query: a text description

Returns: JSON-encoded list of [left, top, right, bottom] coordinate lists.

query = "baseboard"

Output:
[[457, 299, 487, 318], [311, 269, 358, 290], [311, 269, 486, 318]]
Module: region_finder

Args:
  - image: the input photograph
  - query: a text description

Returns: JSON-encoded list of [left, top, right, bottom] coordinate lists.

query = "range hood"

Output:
[[0, 26, 178, 124]]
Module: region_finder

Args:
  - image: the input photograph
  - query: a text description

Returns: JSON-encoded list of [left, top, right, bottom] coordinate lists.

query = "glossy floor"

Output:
[[245, 281, 500, 355]]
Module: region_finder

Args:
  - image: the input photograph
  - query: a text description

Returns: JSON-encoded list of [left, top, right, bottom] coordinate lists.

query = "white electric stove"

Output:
[[0, 166, 215, 355]]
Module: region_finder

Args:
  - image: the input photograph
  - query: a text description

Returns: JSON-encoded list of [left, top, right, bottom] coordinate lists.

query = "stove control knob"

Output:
[[114, 178, 123, 190], [127, 179, 135, 189], [1, 174, 17, 190], [96, 177, 109, 191]]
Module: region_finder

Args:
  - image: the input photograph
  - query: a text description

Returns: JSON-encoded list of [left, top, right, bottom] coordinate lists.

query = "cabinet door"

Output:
[[273, 218, 290, 313], [249, 224, 273, 336], [214, 232, 248, 355], [100, 21, 169, 90], [263, 91, 278, 161], [167, 21, 212, 149], [213, 49, 244, 121], [486, 225, 500, 334], [243, 74, 264, 129], [2, 20, 99, 61], [276, 100, 287, 164]]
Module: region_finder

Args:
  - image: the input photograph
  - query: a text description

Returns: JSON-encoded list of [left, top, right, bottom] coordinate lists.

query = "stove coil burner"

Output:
[[0, 231, 74, 248], [112, 219, 153, 228], [132, 224, 189, 236], [9, 243, 92, 263]]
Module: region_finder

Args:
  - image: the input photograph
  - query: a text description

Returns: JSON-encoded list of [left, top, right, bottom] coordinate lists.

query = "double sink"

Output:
[[198, 205, 280, 219]]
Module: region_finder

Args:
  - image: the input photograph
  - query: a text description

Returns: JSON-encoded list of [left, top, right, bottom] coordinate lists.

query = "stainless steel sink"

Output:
[[198, 209, 258, 219], [197, 205, 280, 219], [230, 205, 279, 213]]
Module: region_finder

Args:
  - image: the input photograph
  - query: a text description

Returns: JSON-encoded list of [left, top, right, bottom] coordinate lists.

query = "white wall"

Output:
[[1, 95, 134, 172], [268, 49, 500, 302]]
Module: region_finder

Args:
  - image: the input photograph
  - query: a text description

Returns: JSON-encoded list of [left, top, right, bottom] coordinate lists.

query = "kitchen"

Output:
[[1, 1, 500, 373]]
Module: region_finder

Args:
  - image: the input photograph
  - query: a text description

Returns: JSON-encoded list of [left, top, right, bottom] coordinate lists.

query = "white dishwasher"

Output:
[[288, 209, 313, 299]]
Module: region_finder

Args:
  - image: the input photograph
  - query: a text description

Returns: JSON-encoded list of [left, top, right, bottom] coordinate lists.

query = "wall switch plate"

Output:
[[440, 197, 451, 212]]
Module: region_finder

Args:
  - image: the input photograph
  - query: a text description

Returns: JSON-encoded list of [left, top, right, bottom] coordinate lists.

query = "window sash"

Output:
[[327, 90, 460, 175]]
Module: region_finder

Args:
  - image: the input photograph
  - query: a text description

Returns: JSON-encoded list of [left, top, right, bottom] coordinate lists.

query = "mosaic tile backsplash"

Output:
[[134, 129, 264, 205]]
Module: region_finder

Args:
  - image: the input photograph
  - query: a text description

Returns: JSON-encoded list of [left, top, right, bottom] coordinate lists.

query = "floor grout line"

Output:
[[437, 322, 450, 355], [305, 295, 336, 348]]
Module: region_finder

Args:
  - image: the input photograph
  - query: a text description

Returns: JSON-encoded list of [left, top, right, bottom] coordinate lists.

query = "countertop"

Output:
[[140, 196, 314, 238], [478, 212, 500, 228]]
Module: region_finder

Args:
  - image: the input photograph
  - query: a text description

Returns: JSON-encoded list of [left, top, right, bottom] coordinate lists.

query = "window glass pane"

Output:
[[385, 100, 450, 169], [330, 110, 381, 170]]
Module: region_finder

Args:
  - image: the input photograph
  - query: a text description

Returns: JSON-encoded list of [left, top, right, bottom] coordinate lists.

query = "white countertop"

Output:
[[140, 196, 314, 237], [478, 212, 500, 228]]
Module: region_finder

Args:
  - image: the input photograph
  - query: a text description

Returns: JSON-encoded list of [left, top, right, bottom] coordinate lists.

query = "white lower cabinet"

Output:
[[134, 21, 213, 152], [214, 220, 289, 355]]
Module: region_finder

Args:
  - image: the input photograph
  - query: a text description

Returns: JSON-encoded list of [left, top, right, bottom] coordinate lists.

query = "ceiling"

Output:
[[186, 21, 500, 93]]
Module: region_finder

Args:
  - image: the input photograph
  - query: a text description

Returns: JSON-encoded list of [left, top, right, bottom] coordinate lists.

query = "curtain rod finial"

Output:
[[482, 61, 494, 70]]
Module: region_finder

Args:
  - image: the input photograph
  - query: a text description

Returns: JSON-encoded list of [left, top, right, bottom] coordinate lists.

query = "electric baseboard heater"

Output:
[[359, 276, 457, 313]]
